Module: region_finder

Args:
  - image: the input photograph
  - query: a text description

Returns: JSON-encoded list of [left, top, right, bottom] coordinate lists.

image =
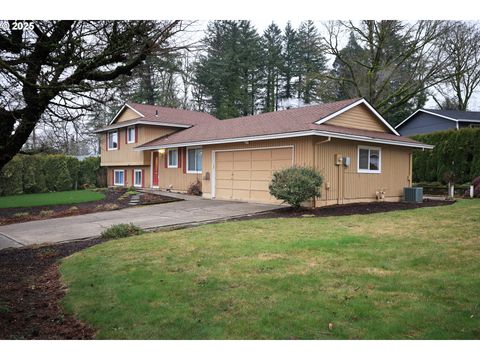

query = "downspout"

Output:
[[314, 137, 331, 207]]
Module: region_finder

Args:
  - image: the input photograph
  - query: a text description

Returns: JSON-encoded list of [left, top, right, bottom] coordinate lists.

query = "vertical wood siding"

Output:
[[314, 138, 411, 206], [325, 104, 389, 133]]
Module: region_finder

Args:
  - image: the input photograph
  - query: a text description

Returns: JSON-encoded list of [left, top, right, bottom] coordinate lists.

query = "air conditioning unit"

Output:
[[404, 187, 423, 203]]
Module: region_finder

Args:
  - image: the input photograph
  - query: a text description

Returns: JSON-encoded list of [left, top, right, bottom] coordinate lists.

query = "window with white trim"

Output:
[[357, 146, 381, 173], [134, 169, 142, 187], [127, 126, 135, 143], [187, 147, 202, 173], [114, 169, 125, 186], [168, 148, 178, 168], [108, 131, 118, 150]]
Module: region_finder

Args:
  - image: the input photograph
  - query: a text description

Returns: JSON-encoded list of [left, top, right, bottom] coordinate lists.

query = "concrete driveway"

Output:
[[0, 193, 282, 250]]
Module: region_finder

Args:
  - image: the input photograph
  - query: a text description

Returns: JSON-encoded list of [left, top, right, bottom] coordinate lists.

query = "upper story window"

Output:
[[357, 146, 381, 173], [168, 148, 178, 168], [127, 126, 136, 143], [187, 147, 202, 173], [108, 131, 118, 150]]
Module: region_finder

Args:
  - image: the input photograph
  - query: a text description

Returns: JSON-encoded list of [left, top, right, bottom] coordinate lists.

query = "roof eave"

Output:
[[134, 130, 433, 151]]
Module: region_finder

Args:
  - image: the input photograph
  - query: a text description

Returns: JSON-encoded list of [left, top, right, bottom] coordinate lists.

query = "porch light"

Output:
[[159, 149, 165, 154]]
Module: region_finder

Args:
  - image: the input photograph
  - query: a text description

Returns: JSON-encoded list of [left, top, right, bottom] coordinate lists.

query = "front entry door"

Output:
[[152, 152, 159, 187]]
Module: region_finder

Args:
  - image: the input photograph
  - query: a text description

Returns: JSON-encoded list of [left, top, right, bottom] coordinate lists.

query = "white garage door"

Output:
[[214, 147, 293, 204]]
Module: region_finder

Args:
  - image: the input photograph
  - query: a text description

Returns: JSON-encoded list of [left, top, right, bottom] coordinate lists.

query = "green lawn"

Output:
[[0, 190, 105, 209], [60, 200, 480, 339]]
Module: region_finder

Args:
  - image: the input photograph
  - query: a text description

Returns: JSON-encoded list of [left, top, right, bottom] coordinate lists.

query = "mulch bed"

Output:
[[0, 198, 454, 340], [0, 239, 105, 339], [0, 189, 179, 225], [238, 198, 455, 220]]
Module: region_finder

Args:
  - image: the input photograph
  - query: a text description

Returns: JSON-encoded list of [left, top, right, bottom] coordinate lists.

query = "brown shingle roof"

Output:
[[136, 98, 430, 149], [125, 102, 218, 126]]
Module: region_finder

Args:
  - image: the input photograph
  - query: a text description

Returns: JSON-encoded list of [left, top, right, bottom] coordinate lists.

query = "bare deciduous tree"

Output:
[[433, 21, 480, 110], [0, 20, 188, 170]]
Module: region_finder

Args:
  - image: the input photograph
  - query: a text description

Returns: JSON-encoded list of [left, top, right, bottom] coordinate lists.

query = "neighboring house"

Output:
[[95, 98, 432, 207], [396, 109, 480, 136]]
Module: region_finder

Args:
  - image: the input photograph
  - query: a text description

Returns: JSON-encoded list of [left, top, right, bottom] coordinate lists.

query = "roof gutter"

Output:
[[135, 130, 434, 151]]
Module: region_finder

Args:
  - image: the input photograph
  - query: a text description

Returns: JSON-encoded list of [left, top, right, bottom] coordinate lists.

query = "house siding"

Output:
[[116, 107, 142, 122], [397, 112, 456, 136], [100, 125, 177, 166], [325, 104, 389, 132], [314, 138, 411, 206], [107, 166, 150, 188]]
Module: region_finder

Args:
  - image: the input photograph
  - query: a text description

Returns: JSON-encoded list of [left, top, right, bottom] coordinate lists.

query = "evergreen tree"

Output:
[[295, 21, 327, 104], [280, 21, 299, 101], [261, 22, 283, 112], [194, 21, 263, 119]]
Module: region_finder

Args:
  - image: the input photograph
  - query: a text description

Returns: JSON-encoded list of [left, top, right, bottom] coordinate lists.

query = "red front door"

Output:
[[152, 152, 159, 187]]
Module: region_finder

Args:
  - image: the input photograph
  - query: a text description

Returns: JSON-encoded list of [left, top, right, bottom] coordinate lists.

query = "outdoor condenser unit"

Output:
[[404, 187, 423, 203]]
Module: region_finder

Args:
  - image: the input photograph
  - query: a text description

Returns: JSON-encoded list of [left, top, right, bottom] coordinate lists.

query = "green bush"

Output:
[[65, 156, 80, 190], [269, 166, 323, 208], [101, 223, 145, 240], [78, 156, 100, 187], [22, 155, 47, 193], [412, 128, 480, 184], [0, 156, 23, 196], [44, 155, 72, 192]]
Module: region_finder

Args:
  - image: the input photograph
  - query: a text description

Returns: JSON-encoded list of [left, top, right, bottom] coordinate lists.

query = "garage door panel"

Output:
[[232, 170, 250, 180], [233, 151, 251, 161], [216, 188, 232, 199], [250, 180, 270, 191], [216, 179, 233, 188], [232, 180, 250, 190], [216, 161, 233, 170], [271, 147, 293, 160], [216, 152, 233, 162], [251, 170, 272, 180], [251, 149, 271, 160], [215, 147, 293, 204], [232, 189, 250, 200], [272, 159, 291, 170], [251, 160, 271, 170], [233, 161, 251, 170]]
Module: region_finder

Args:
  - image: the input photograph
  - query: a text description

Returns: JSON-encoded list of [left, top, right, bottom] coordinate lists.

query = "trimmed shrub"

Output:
[[22, 155, 47, 194], [101, 223, 144, 240], [65, 156, 80, 190], [79, 156, 100, 187], [412, 128, 480, 184], [269, 166, 323, 208], [0, 156, 23, 196], [44, 155, 72, 192]]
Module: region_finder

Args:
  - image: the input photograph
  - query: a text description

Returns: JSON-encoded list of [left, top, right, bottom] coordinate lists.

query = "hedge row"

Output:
[[0, 155, 103, 196], [412, 128, 480, 184]]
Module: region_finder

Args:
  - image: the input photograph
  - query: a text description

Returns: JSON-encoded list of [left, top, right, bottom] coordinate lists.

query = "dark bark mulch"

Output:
[[240, 199, 454, 220], [0, 189, 179, 225], [0, 239, 106, 339]]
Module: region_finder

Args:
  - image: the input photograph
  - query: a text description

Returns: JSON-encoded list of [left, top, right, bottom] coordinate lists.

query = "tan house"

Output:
[[95, 98, 433, 207]]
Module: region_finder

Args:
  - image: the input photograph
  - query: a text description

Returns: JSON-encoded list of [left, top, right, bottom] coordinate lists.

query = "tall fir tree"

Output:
[[280, 21, 299, 101], [194, 21, 263, 119], [261, 22, 283, 112], [295, 21, 328, 104]]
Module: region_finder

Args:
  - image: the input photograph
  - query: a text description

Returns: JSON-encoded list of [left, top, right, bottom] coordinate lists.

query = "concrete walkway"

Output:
[[0, 194, 281, 250]]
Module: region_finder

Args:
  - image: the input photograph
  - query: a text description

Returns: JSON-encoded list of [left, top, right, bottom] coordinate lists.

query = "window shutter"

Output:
[[132, 169, 134, 185], [177, 148, 181, 169], [111, 169, 114, 186], [183, 147, 187, 174], [124, 169, 127, 186], [164, 151, 168, 168], [105, 133, 108, 151], [125, 128, 128, 144], [117, 130, 120, 150], [135, 126, 138, 143], [141, 169, 145, 187]]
